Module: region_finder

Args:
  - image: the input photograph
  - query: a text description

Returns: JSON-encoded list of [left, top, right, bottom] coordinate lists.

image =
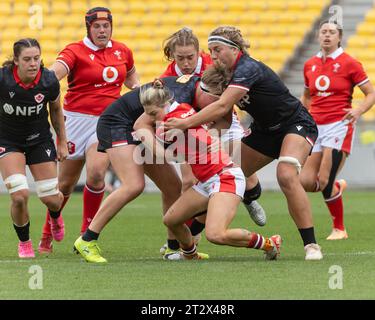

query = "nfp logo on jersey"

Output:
[[3, 103, 44, 116], [102, 66, 118, 83]]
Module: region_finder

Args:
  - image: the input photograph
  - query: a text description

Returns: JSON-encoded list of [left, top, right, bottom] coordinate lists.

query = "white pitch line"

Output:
[[1, 251, 374, 264]]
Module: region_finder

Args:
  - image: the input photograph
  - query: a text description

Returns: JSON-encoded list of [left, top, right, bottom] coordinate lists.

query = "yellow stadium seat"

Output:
[[226, 2, 251, 11], [88, 0, 110, 9], [12, 2, 31, 15], [121, 14, 144, 27], [1, 3, 12, 15], [50, 2, 70, 15], [41, 40, 59, 53], [1, 28, 22, 42], [42, 15, 64, 29], [125, 2, 148, 14], [30, 1, 50, 15], [187, 2, 209, 13], [147, 2, 169, 13], [205, 1, 227, 12], [0, 0, 329, 98], [61, 14, 85, 28], [70, 1, 89, 15], [346, 6, 375, 121], [356, 22, 375, 36], [167, 2, 188, 14], [5, 15, 27, 29], [42, 55, 56, 67], [39, 29, 59, 42], [57, 27, 81, 43], [107, 1, 127, 15]]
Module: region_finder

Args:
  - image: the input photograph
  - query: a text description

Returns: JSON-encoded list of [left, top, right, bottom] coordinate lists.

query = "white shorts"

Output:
[[64, 110, 99, 160], [312, 120, 355, 154], [192, 166, 245, 198], [220, 113, 246, 143]]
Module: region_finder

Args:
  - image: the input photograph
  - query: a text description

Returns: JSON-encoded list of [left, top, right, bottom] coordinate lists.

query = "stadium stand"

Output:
[[346, 5, 375, 121], [0, 0, 330, 97]]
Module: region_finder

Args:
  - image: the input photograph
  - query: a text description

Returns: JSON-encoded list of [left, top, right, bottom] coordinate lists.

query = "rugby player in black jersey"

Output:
[[164, 27, 323, 260], [73, 75, 218, 262], [0, 38, 67, 258]]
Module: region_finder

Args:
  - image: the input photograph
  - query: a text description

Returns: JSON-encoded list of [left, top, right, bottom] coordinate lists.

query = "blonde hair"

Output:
[[209, 26, 250, 55], [201, 63, 232, 96], [163, 27, 200, 61], [139, 79, 174, 108]]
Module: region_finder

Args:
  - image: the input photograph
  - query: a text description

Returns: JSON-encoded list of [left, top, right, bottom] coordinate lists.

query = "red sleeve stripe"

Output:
[[56, 60, 70, 73], [112, 140, 128, 147], [127, 65, 136, 76]]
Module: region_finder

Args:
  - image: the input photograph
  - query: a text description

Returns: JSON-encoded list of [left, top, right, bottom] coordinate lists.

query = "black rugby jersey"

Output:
[[0, 66, 60, 145], [230, 54, 302, 131], [100, 75, 199, 127]]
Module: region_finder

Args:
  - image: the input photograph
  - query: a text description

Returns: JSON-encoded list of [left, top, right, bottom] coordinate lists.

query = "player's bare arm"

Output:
[[343, 81, 375, 123], [49, 61, 69, 81], [49, 97, 68, 161], [124, 68, 141, 89], [164, 86, 245, 131]]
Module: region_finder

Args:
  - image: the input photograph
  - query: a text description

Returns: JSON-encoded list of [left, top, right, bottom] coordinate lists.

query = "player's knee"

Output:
[[4, 174, 29, 194], [135, 180, 145, 195], [205, 229, 226, 245], [86, 171, 106, 188], [10, 189, 29, 208], [243, 181, 261, 205], [182, 179, 195, 192], [125, 180, 145, 198], [318, 176, 329, 193], [58, 179, 75, 195], [163, 213, 174, 228], [40, 193, 63, 212], [277, 157, 301, 189], [35, 178, 59, 199], [276, 168, 295, 190], [278, 156, 302, 175]]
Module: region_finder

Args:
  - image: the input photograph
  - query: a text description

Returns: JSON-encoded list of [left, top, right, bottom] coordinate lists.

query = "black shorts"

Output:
[[242, 107, 318, 159], [97, 117, 141, 153], [0, 138, 57, 165]]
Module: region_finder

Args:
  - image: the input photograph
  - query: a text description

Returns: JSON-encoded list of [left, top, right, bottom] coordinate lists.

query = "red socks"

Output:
[[325, 182, 345, 230], [81, 184, 105, 234], [247, 232, 265, 249]]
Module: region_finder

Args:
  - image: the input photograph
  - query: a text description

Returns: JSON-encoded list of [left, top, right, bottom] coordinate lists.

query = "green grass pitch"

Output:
[[0, 190, 374, 299]]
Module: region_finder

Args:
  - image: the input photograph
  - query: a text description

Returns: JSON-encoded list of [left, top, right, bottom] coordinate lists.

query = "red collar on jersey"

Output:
[[232, 51, 243, 71], [12, 66, 42, 90]]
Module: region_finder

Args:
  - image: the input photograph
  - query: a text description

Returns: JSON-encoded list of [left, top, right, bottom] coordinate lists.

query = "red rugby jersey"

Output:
[[56, 37, 135, 116], [304, 47, 368, 124], [161, 102, 231, 182], [160, 52, 212, 78]]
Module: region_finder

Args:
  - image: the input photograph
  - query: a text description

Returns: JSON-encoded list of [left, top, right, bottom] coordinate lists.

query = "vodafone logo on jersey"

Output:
[[315, 75, 330, 91], [102, 67, 119, 83]]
